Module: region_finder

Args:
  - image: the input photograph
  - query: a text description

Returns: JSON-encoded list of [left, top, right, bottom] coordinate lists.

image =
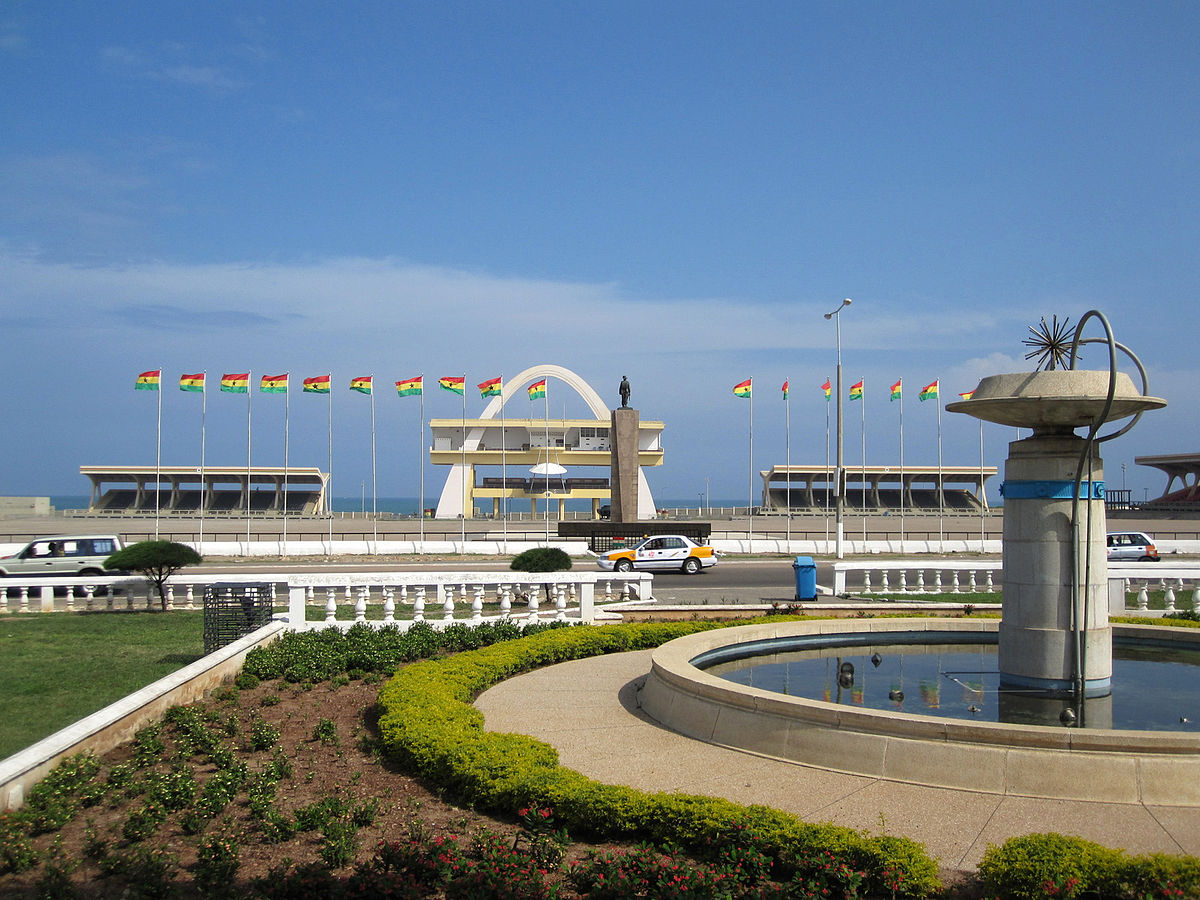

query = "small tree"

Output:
[[105, 540, 203, 611], [510, 547, 572, 603]]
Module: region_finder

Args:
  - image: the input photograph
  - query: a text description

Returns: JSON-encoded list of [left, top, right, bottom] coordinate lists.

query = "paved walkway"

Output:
[[476, 649, 1200, 875]]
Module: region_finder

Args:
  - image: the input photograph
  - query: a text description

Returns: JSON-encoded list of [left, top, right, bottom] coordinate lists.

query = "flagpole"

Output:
[[784, 380, 791, 551], [544, 383, 550, 545], [748, 380, 754, 554], [898, 379, 905, 552], [283, 376, 289, 556], [500, 375, 508, 553], [937, 382, 944, 553], [419, 377, 425, 549], [327, 382, 333, 549], [200, 371, 207, 553], [246, 371, 253, 550], [978, 415, 986, 553], [824, 379, 830, 554], [461, 373, 467, 551], [371, 375, 378, 548], [155, 369, 162, 540], [860, 377, 866, 550]]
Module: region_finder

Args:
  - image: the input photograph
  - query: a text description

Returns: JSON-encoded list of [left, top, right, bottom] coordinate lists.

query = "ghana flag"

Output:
[[396, 376, 422, 396], [528, 379, 546, 400], [958, 389, 975, 400], [439, 376, 465, 395], [180, 373, 206, 392], [821, 379, 832, 401], [260, 374, 288, 393], [849, 380, 863, 401], [135, 370, 161, 391], [350, 376, 373, 394], [303, 375, 331, 394], [781, 380, 789, 399], [919, 380, 939, 401], [890, 379, 902, 401], [732, 378, 752, 399], [221, 373, 249, 393], [477, 376, 502, 398]]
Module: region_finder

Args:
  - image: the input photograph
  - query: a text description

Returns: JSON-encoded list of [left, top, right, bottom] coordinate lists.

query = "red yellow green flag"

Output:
[[919, 380, 939, 401], [180, 373, 205, 392], [821, 379, 832, 401], [528, 379, 546, 400], [303, 375, 331, 394], [135, 370, 161, 391], [732, 378, 752, 399], [890, 379, 902, 401], [439, 376, 465, 395], [958, 389, 975, 400], [260, 374, 288, 393], [477, 376, 502, 398], [221, 373, 249, 393], [849, 380, 864, 401], [781, 380, 789, 399], [396, 376, 422, 397], [350, 376, 373, 394]]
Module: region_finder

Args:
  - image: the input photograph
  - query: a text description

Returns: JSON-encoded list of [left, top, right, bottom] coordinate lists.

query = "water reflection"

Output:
[[704, 642, 1200, 731]]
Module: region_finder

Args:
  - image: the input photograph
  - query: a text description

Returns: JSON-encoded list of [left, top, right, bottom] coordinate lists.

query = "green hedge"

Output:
[[375, 622, 943, 898], [979, 832, 1200, 899]]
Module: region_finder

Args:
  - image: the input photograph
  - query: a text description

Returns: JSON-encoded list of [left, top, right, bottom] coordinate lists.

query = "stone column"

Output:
[[610, 408, 640, 522], [999, 432, 1111, 697]]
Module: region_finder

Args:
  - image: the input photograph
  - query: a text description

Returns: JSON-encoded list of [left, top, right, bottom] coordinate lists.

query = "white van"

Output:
[[0, 535, 126, 577]]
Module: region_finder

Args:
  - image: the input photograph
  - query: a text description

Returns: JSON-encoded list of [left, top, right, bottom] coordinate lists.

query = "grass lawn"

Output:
[[0, 611, 206, 760]]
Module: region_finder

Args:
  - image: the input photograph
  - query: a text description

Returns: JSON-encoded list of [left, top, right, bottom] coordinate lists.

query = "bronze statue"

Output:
[[619, 375, 631, 408]]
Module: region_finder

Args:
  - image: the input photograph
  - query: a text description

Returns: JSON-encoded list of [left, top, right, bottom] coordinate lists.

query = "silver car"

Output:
[[1106, 532, 1160, 562], [0, 535, 126, 577]]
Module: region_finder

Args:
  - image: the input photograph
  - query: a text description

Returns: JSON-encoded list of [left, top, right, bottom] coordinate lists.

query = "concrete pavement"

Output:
[[475, 649, 1200, 876]]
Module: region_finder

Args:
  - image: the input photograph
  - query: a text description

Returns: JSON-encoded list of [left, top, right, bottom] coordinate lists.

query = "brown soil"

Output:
[[2, 671, 982, 898]]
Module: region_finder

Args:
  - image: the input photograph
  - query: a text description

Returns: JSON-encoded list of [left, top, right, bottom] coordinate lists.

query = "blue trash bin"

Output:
[[792, 555, 817, 601]]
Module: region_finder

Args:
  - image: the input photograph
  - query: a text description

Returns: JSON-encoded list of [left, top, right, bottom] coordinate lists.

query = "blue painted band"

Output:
[[1000, 480, 1105, 500]]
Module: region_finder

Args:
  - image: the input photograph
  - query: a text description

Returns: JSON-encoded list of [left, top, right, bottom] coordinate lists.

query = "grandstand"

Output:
[[79, 466, 327, 516], [1135, 453, 1200, 511], [760, 464, 998, 514]]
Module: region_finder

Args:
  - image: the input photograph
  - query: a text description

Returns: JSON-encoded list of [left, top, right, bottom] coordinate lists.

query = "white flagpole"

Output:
[[419, 378, 425, 548], [246, 371, 253, 549], [283, 376, 290, 556], [979, 415, 986, 552], [784, 380, 791, 550], [937, 382, 944, 552], [544, 382, 550, 545], [500, 375, 507, 553], [200, 371, 207, 553], [371, 375, 378, 548], [898, 379, 905, 551], [461, 374, 467, 551], [860, 377, 867, 549], [824, 380, 830, 554], [327, 382, 333, 548], [154, 369, 162, 540], [748, 380, 754, 553]]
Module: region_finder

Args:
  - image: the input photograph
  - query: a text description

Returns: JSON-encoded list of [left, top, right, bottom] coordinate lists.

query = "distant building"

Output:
[[78, 465, 327, 515], [1135, 453, 1200, 510], [760, 464, 997, 513]]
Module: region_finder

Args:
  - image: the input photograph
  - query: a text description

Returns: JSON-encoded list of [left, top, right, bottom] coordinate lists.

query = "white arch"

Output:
[[434, 364, 656, 519]]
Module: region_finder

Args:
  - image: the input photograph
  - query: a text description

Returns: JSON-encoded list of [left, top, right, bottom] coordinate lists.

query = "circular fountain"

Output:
[[638, 312, 1192, 802]]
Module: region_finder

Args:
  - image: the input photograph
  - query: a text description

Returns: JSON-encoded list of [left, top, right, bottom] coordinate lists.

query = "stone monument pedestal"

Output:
[[610, 407, 639, 523]]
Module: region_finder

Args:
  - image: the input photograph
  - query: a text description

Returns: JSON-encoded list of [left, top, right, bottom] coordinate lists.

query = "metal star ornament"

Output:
[[1022, 315, 1075, 371]]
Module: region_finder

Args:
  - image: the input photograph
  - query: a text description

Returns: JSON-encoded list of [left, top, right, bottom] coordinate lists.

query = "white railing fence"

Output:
[[0, 571, 654, 627]]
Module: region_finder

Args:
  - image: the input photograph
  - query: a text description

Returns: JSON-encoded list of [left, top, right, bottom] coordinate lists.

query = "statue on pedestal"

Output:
[[619, 375, 631, 409]]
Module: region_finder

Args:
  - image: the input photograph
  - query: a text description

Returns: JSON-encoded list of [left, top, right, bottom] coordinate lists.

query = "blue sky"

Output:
[[2, 2, 1197, 506]]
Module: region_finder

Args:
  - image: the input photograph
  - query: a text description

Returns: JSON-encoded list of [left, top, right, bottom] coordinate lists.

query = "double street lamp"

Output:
[[824, 298, 852, 559]]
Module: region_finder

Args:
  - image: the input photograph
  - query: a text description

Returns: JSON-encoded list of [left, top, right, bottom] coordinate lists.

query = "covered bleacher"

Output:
[[80, 466, 328, 516], [761, 464, 997, 514], [1135, 453, 1200, 511]]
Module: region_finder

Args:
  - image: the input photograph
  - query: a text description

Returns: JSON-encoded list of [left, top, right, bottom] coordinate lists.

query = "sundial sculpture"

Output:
[[948, 311, 1165, 708]]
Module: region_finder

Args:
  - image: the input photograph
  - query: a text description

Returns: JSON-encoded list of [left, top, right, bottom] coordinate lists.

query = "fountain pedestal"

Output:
[[948, 368, 1165, 700], [999, 432, 1111, 697]]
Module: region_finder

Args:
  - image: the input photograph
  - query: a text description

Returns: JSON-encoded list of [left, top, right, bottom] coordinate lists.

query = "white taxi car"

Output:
[[596, 535, 718, 575]]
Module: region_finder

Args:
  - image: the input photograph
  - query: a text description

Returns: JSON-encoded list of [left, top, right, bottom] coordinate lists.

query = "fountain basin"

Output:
[[638, 619, 1200, 804]]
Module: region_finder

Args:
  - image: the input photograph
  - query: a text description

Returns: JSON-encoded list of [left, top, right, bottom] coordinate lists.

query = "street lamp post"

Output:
[[824, 298, 852, 559]]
